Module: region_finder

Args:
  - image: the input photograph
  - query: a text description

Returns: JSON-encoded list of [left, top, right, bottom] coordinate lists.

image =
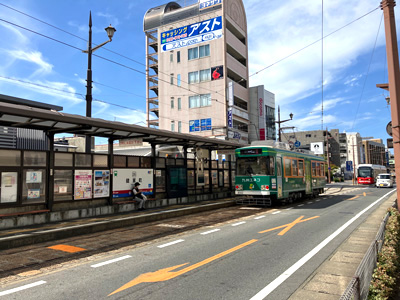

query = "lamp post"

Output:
[[276, 105, 293, 142], [83, 11, 116, 153]]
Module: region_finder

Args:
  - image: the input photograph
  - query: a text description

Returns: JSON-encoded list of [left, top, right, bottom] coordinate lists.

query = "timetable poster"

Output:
[[94, 170, 110, 198], [74, 170, 92, 200]]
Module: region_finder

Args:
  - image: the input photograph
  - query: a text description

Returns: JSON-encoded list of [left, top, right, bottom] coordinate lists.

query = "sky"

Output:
[[0, 0, 396, 146]]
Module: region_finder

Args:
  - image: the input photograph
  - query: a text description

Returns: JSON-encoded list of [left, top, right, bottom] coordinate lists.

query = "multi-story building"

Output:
[[249, 85, 275, 142], [143, 0, 251, 143], [280, 129, 341, 167], [362, 139, 386, 165], [346, 132, 364, 170]]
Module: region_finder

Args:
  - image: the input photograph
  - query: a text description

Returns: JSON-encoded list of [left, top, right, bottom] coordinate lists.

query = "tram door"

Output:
[[166, 166, 188, 198], [305, 160, 312, 194], [276, 156, 283, 198]]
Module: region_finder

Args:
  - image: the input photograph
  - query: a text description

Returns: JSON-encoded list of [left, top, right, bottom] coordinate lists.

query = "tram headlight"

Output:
[[236, 184, 243, 190]]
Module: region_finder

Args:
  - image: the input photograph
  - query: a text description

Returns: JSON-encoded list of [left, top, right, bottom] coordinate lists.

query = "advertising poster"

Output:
[[211, 66, 223, 80], [74, 170, 92, 200], [1, 172, 18, 203], [27, 189, 40, 199], [310, 142, 324, 155], [199, 0, 222, 10], [94, 170, 110, 198], [26, 171, 42, 183]]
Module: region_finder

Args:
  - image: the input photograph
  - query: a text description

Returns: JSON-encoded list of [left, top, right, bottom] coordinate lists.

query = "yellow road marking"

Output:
[[347, 195, 360, 201], [47, 244, 86, 253], [363, 192, 366, 196], [108, 239, 258, 296], [258, 215, 319, 235]]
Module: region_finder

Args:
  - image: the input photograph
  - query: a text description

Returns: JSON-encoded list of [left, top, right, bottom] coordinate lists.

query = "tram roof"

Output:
[[0, 99, 245, 150]]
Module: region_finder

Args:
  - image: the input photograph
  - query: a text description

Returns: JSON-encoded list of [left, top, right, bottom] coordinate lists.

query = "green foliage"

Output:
[[368, 208, 400, 299]]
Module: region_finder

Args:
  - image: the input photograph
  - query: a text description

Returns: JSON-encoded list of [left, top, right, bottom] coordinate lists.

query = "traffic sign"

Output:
[[294, 140, 301, 148]]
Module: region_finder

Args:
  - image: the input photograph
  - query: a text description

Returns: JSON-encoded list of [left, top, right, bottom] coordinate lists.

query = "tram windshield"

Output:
[[358, 167, 372, 178], [236, 156, 275, 176]]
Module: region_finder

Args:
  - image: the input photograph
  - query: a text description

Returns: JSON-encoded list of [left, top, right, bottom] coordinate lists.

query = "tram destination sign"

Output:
[[240, 148, 262, 155]]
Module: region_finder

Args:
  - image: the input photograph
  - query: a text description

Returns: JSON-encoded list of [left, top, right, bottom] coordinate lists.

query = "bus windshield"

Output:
[[236, 156, 275, 176], [358, 167, 372, 178]]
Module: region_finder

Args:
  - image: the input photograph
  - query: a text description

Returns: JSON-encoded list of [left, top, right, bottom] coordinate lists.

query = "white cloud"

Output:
[[8, 50, 53, 76]]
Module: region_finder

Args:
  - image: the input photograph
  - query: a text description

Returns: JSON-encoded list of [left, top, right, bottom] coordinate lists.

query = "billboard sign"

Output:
[[199, 0, 222, 10], [211, 66, 223, 80], [310, 142, 324, 155], [346, 161, 353, 172], [161, 16, 222, 52]]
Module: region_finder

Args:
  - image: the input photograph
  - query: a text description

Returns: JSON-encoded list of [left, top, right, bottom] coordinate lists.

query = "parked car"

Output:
[[376, 173, 394, 188]]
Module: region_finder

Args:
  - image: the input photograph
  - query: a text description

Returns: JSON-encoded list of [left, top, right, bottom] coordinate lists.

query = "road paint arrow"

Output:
[[258, 215, 319, 235], [108, 239, 258, 296]]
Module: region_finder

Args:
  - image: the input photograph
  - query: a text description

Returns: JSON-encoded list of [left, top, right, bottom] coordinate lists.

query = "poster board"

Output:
[[74, 170, 92, 200], [112, 169, 153, 198], [94, 170, 110, 198]]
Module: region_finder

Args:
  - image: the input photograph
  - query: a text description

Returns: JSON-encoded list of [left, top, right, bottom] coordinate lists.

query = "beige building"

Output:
[[362, 139, 386, 165], [143, 0, 250, 144]]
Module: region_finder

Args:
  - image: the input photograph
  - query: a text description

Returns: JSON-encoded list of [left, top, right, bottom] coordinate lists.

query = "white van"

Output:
[[376, 173, 393, 188]]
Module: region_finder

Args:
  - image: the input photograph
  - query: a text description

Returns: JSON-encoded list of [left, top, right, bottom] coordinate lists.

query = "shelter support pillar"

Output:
[[209, 148, 212, 194], [151, 143, 157, 197], [108, 138, 114, 205], [46, 132, 55, 211]]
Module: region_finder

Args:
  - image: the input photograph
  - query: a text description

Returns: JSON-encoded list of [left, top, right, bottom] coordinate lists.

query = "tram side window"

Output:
[[284, 159, 291, 176], [292, 160, 298, 176], [299, 160, 304, 176], [312, 161, 325, 177], [312, 162, 317, 176]]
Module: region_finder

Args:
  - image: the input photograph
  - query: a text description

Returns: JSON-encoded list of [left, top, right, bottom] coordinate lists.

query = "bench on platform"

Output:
[[0, 209, 50, 218]]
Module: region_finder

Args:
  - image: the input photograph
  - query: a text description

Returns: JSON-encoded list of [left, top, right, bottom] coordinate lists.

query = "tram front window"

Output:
[[236, 156, 275, 176], [358, 167, 372, 178]]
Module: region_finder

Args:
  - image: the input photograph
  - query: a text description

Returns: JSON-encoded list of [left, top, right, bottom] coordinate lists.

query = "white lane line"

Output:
[[201, 229, 221, 235], [232, 221, 246, 227], [157, 239, 185, 248], [316, 199, 321, 202], [249, 189, 396, 300], [297, 204, 304, 207], [0, 280, 46, 296], [91, 255, 132, 268], [272, 211, 281, 215], [254, 216, 266, 220], [307, 201, 313, 204], [285, 207, 293, 210]]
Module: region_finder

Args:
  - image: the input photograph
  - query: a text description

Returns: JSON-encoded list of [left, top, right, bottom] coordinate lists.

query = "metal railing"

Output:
[[340, 208, 391, 300]]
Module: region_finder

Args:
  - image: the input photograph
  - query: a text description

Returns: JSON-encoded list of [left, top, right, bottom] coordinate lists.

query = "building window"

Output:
[[199, 44, 210, 58], [189, 94, 211, 108], [188, 47, 199, 60], [171, 98, 174, 109], [177, 51, 181, 63], [188, 71, 199, 84], [170, 74, 174, 85], [177, 74, 181, 86], [171, 121, 175, 132], [178, 121, 182, 133], [178, 98, 182, 110], [200, 69, 211, 82], [306, 134, 311, 138]]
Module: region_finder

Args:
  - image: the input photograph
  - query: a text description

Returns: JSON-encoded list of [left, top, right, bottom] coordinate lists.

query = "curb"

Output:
[[0, 200, 236, 250]]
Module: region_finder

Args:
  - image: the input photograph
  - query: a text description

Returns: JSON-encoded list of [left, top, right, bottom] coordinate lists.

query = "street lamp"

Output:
[[275, 105, 293, 142], [83, 11, 116, 153]]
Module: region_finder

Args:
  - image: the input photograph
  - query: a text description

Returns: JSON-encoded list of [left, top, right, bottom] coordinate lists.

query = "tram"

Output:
[[235, 141, 326, 206], [357, 164, 387, 185]]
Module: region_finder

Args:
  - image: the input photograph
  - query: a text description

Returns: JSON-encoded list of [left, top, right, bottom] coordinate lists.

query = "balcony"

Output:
[[227, 54, 247, 81]]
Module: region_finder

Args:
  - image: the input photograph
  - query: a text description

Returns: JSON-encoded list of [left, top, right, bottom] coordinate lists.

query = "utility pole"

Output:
[[381, 0, 400, 210], [326, 128, 331, 183], [352, 137, 357, 185]]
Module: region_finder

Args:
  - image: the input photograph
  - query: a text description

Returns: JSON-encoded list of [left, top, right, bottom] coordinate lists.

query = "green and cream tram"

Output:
[[235, 141, 326, 206]]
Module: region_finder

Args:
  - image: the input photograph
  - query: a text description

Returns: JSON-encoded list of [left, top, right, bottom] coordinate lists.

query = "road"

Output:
[[0, 185, 395, 299]]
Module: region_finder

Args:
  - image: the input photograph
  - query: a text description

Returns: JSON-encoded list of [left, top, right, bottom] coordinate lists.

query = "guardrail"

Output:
[[340, 205, 393, 300]]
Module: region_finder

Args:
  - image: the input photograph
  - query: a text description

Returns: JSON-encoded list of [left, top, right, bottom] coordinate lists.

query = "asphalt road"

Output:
[[0, 185, 395, 299]]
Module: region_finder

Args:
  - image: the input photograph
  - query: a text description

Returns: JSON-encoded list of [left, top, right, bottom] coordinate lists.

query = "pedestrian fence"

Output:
[[340, 203, 394, 300]]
